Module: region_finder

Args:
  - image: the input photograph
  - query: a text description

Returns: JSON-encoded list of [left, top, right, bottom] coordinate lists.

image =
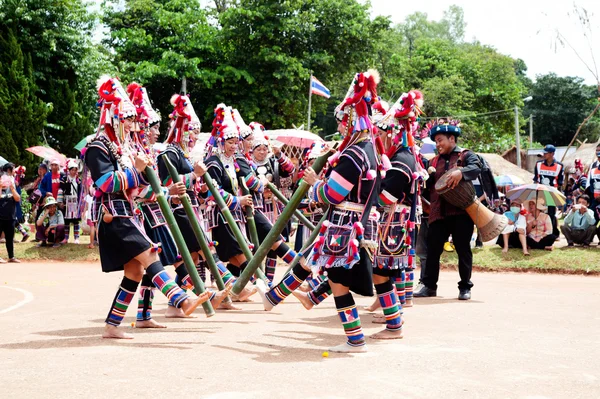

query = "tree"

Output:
[[525, 73, 598, 146], [1, 0, 97, 157], [0, 28, 48, 171]]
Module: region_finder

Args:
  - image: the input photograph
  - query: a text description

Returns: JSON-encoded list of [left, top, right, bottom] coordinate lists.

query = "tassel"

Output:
[[366, 169, 376, 180]]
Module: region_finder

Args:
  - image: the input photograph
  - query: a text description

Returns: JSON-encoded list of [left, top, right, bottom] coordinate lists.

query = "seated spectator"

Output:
[[560, 194, 597, 247], [36, 197, 65, 248], [526, 199, 556, 251], [497, 200, 529, 256]]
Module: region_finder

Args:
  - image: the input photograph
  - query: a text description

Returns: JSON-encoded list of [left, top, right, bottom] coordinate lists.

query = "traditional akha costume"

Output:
[[374, 90, 426, 309], [58, 159, 82, 243], [156, 94, 215, 296], [204, 105, 250, 272], [126, 82, 179, 323], [84, 76, 192, 330], [247, 130, 297, 285], [258, 70, 383, 352]]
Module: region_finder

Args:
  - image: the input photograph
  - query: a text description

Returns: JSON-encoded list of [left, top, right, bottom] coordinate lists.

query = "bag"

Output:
[[28, 189, 42, 205]]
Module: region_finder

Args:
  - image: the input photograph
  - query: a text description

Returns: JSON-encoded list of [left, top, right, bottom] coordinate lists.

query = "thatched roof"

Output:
[[477, 153, 534, 183], [561, 143, 597, 172]]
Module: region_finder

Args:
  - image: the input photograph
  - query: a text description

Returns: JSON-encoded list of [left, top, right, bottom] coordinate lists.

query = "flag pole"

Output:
[[307, 74, 312, 131]]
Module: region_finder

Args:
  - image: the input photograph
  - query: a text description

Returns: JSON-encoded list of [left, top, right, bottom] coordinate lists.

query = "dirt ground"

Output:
[[1, 262, 599, 399]]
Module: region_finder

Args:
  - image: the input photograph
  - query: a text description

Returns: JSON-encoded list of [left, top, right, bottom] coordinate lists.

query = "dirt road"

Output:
[[1, 262, 598, 399]]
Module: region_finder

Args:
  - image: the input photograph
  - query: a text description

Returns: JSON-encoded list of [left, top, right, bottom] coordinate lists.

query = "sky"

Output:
[[368, 0, 600, 84], [92, 0, 600, 85]]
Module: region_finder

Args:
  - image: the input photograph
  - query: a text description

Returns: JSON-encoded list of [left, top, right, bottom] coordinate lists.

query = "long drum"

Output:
[[435, 168, 507, 242]]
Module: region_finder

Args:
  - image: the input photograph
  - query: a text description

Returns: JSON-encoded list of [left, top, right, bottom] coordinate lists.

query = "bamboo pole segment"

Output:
[[144, 165, 214, 317], [284, 209, 329, 274], [232, 150, 332, 295], [163, 158, 228, 294], [266, 182, 316, 231], [239, 178, 264, 272], [201, 172, 268, 283]]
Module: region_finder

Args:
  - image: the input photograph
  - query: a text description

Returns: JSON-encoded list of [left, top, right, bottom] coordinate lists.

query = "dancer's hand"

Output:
[[194, 161, 207, 177], [272, 146, 281, 157], [302, 167, 318, 185], [168, 182, 186, 196], [134, 153, 150, 173], [239, 195, 253, 208]]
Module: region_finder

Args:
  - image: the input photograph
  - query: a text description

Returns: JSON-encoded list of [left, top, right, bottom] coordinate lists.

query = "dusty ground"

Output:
[[1, 262, 599, 399]]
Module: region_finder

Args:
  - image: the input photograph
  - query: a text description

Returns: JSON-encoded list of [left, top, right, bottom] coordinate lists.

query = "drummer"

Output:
[[414, 121, 482, 301]]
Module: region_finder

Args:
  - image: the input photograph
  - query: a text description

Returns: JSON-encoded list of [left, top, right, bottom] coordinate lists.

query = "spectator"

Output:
[[526, 199, 556, 251], [29, 163, 48, 225], [12, 165, 30, 242], [83, 185, 96, 249], [0, 168, 21, 263], [36, 197, 65, 248], [560, 194, 596, 247], [497, 200, 529, 255], [39, 159, 64, 201], [533, 144, 564, 237], [585, 144, 600, 241], [59, 160, 82, 244]]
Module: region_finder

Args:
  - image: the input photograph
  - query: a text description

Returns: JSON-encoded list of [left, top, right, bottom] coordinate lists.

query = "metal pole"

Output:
[[232, 150, 333, 295], [515, 105, 521, 168], [163, 158, 229, 294], [529, 115, 534, 144], [144, 166, 214, 317], [307, 75, 312, 131], [266, 182, 316, 231]]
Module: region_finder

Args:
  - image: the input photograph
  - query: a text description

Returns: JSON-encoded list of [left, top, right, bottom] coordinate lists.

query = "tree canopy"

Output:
[[1, 1, 598, 175]]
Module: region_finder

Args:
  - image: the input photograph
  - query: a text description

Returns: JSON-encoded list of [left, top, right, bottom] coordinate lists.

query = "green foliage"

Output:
[[525, 73, 599, 145], [0, 28, 48, 172], [1, 0, 97, 159]]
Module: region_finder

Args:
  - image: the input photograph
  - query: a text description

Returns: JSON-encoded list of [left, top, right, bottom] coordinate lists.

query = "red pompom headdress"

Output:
[[166, 94, 201, 144], [96, 76, 137, 144]]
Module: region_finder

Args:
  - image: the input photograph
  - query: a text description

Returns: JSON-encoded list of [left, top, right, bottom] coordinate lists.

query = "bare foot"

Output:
[[404, 299, 413, 308], [371, 328, 403, 340], [235, 285, 258, 302], [218, 299, 242, 310], [135, 319, 167, 329], [165, 305, 197, 318], [292, 291, 314, 310], [364, 298, 381, 312], [523, 251, 530, 256], [255, 279, 274, 311], [181, 291, 211, 316], [88, 244, 95, 249], [210, 283, 233, 309], [102, 324, 134, 339], [298, 284, 312, 292], [372, 314, 386, 324], [502, 248, 508, 254], [544, 246, 554, 251], [329, 342, 367, 353]]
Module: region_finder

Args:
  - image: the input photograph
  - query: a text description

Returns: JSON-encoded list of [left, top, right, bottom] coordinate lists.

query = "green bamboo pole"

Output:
[[284, 208, 329, 274], [163, 158, 229, 295], [144, 166, 214, 317], [266, 182, 316, 231], [202, 173, 268, 283], [239, 178, 264, 272], [232, 150, 332, 295]]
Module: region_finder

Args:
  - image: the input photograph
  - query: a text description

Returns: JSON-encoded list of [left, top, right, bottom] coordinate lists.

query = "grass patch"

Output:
[[3, 233, 99, 262], [440, 245, 600, 275]]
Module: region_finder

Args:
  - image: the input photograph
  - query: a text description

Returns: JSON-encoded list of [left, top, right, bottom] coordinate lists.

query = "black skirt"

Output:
[[98, 217, 152, 273], [254, 210, 282, 242], [326, 248, 374, 297], [212, 213, 243, 261], [173, 208, 202, 254]]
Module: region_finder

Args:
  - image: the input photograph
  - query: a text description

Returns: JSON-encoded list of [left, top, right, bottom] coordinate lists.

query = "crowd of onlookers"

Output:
[[2, 142, 600, 263], [0, 158, 98, 263]]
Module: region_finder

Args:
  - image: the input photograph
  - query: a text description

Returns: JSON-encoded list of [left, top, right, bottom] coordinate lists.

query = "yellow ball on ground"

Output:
[[322, 351, 329, 358]]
